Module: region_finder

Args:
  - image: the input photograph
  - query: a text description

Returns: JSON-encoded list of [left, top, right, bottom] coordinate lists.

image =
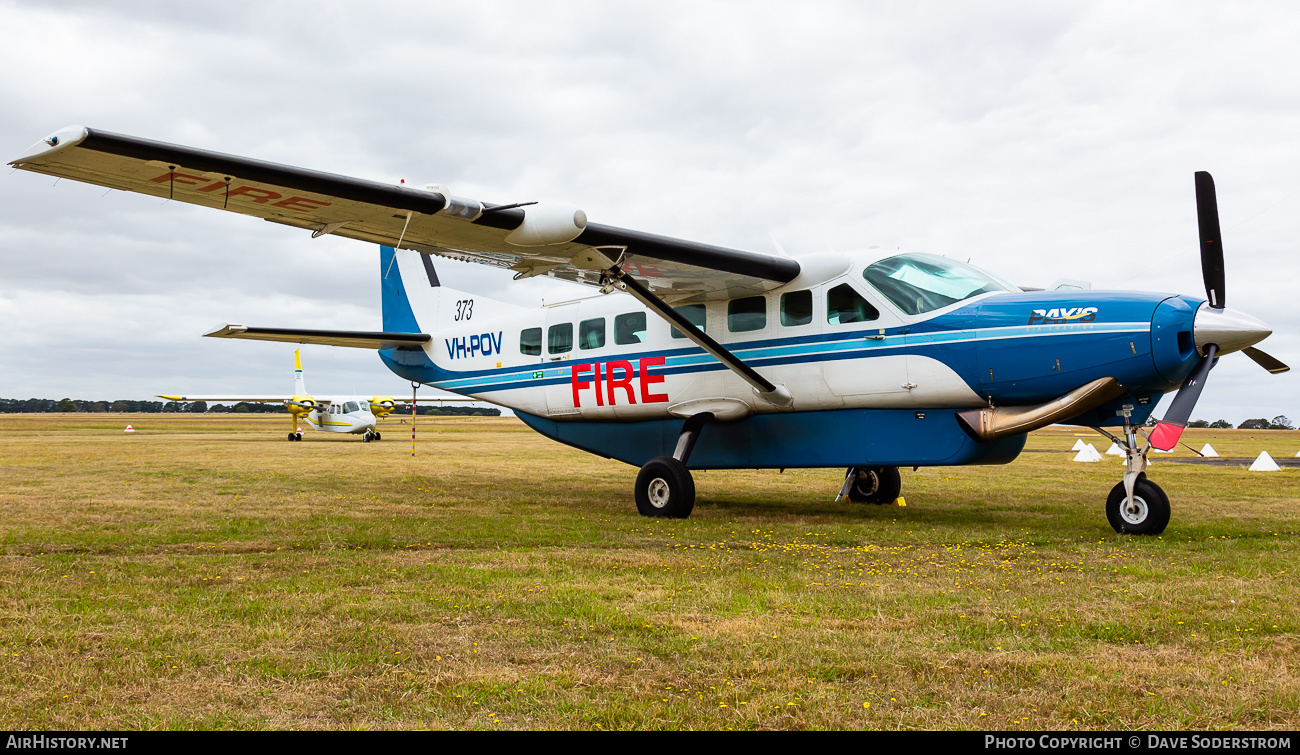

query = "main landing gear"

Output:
[[836, 466, 902, 505], [286, 431, 303, 441], [1098, 413, 1171, 535], [634, 413, 711, 518]]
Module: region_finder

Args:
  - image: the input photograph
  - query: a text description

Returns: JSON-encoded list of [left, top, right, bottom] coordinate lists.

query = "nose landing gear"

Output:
[[1098, 411, 1170, 535]]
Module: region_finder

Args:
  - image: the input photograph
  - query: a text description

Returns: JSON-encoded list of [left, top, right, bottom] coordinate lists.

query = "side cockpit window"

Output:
[[827, 284, 879, 325]]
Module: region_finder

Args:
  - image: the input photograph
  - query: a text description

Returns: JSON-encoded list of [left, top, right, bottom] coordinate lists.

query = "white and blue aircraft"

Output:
[[10, 126, 1289, 534], [157, 348, 466, 441]]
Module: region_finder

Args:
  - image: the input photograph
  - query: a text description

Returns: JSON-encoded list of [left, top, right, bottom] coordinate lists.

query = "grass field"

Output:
[[1, 413, 1298, 730]]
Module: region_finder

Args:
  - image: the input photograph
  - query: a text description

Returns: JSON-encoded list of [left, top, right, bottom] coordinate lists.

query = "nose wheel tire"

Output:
[[1105, 474, 1170, 535], [847, 466, 902, 504], [635, 456, 695, 519], [373, 432, 381, 441], [363, 431, 374, 442]]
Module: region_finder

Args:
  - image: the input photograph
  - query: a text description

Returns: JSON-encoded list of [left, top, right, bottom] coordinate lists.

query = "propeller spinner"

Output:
[[1148, 172, 1289, 451]]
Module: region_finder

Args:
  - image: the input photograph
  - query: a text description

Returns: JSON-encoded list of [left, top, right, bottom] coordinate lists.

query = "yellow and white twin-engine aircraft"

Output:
[[159, 349, 456, 442], [13, 126, 1288, 534]]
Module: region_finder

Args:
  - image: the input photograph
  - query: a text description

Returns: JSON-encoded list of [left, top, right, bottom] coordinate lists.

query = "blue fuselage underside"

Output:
[[516, 408, 1027, 469]]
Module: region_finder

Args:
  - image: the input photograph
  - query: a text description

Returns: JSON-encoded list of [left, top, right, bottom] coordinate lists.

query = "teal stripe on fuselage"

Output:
[[430, 321, 1149, 394]]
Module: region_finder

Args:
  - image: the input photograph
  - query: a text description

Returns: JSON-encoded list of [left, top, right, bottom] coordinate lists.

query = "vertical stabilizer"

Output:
[[380, 244, 522, 335], [381, 245, 433, 334], [294, 349, 307, 395]]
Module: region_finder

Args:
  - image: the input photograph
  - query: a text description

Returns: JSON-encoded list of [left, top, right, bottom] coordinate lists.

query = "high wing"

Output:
[[205, 324, 431, 350], [11, 126, 800, 302]]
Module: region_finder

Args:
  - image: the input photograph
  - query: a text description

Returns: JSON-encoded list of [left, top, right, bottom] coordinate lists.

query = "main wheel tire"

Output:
[[634, 456, 695, 519], [288, 432, 297, 442], [1106, 474, 1170, 535], [295, 433, 303, 441], [847, 466, 902, 504]]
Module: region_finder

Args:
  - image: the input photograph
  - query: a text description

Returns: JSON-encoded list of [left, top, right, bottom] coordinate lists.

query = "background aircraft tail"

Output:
[[293, 348, 307, 395]]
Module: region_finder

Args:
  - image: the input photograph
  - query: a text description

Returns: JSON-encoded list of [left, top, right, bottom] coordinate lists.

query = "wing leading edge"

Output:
[[12, 126, 799, 301]]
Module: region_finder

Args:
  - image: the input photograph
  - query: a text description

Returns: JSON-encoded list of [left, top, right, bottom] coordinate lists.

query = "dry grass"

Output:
[[1, 414, 1298, 730]]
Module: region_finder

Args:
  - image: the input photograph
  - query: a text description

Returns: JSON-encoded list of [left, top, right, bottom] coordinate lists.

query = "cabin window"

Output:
[[862, 252, 1014, 315], [780, 290, 812, 326], [548, 323, 573, 354], [827, 283, 879, 325], [614, 312, 646, 345], [520, 327, 542, 356], [343, 401, 359, 413], [670, 304, 707, 339], [728, 296, 766, 333], [579, 318, 606, 350]]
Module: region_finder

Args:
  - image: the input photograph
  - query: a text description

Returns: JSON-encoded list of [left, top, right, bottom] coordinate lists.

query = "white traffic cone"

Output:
[[124, 425, 135, 433], [1073, 444, 1102, 462], [1200, 443, 1218, 457], [1249, 452, 1281, 472]]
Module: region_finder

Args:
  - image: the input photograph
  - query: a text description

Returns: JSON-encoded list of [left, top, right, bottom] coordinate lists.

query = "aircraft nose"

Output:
[[1194, 304, 1272, 357]]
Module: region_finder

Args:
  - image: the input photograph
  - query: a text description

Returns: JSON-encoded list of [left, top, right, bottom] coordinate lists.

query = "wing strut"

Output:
[[604, 266, 792, 407]]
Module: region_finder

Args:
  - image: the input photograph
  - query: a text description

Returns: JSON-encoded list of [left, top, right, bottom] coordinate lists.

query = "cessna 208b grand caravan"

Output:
[[11, 126, 1289, 534], [158, 348, 472, 441]]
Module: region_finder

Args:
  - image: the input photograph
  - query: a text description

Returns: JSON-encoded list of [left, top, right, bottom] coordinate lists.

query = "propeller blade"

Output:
[[1195, 171, 1226, 309], [1242, 346, 1290, 374], [1149, 344, 1218, 451]]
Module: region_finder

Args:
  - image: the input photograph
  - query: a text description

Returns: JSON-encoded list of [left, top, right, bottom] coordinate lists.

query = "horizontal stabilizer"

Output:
[[205, 324, 430, 350]]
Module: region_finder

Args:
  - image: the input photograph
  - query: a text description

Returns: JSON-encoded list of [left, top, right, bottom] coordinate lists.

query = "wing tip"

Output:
[[203, 323, 247, 338], [9, 125, 90, 167]]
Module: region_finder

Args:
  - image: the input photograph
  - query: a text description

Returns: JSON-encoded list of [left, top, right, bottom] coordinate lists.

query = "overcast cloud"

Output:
[[1, 1, 1297, 424]]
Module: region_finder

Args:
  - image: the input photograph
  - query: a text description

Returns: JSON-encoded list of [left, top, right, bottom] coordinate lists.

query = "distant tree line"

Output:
[[1188, 415, 1293, 430], [0, 398, 499, 417], [393, 404, 501, 417]]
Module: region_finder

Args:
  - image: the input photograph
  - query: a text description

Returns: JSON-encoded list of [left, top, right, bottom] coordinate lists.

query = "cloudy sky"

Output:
[[1, 1, 1297, 424]]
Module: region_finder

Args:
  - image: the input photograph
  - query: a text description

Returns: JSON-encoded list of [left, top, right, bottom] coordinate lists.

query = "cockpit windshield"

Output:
[[862, 253, 1015, 316]]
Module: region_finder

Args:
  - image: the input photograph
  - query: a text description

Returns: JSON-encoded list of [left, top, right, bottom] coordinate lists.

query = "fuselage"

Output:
[[302, 398, 377, 434], [377, 248, 1204, 434]]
